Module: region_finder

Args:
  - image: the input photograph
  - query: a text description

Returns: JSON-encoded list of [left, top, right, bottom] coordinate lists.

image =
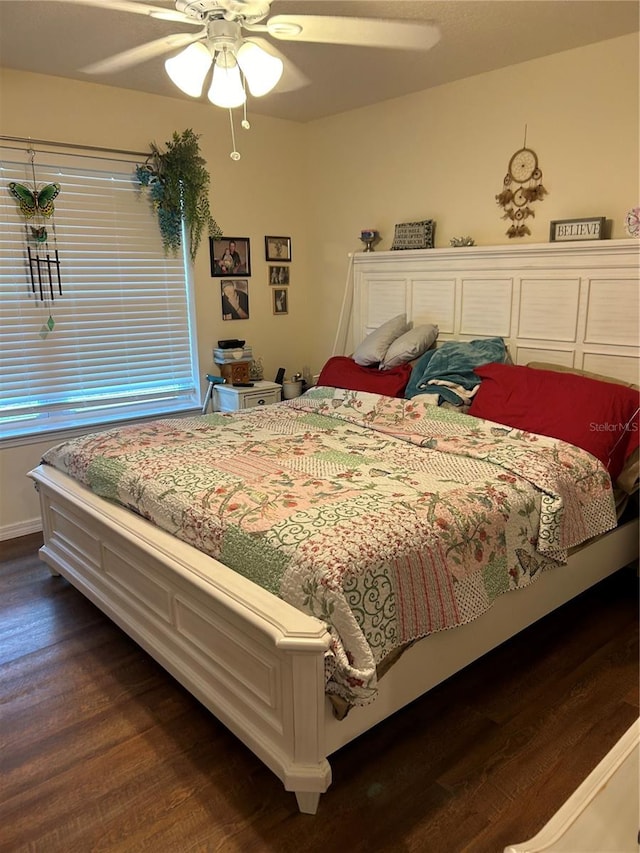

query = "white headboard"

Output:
[[352, 239, 639, 384]]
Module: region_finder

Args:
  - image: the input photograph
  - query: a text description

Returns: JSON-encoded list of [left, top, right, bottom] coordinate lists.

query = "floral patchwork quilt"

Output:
[[42, 387, 617, 706]]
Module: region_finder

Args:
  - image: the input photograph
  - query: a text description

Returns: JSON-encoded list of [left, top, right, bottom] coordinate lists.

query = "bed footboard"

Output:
[[28, 464, 639, 815], [29, 465, 332, 814]]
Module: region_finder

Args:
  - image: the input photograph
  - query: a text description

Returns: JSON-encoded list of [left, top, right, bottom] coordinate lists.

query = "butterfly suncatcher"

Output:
[[6, 150, 63, 335], [7, 178, 63, 304], [9, 181, 60, 218]]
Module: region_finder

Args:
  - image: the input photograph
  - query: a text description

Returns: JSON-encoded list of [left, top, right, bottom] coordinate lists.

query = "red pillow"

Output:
[[469, 362, 640, 481], [317, 356, 412, 398]]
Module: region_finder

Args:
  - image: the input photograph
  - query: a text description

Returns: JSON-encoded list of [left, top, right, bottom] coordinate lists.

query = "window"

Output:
[[0, 146, 200, 441]]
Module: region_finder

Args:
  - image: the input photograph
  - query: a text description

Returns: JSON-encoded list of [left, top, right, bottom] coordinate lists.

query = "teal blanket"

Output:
[[405, 336, 508, 404]]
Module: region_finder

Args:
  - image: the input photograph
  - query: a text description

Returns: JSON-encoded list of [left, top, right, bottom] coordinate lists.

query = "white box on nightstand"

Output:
[[215, 380, 282, 412]]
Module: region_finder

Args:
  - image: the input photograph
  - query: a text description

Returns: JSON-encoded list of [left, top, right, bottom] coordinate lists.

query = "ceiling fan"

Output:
[[7, 1, 441, 158]]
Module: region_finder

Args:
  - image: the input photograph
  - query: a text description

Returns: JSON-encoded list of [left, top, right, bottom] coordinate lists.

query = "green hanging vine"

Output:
[[136, 129, 222, 261]]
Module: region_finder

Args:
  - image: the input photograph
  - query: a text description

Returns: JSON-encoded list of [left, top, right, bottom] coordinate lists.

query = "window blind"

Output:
[[0, 147, 200, 440]]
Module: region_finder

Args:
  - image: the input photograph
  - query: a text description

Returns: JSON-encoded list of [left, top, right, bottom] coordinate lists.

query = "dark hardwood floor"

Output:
[[1, 532, 638, 853]]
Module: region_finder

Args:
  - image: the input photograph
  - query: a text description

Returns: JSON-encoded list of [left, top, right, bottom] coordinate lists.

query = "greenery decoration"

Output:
[[136, 129, 222, 261]]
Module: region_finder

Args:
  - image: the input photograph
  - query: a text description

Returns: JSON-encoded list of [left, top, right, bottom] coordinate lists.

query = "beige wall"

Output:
[[1, 32, 638, 536], [304, 33, 639, 367]]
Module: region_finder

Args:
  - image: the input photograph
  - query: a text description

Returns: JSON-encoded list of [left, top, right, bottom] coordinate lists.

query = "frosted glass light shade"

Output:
[[208, 51, 246, 108], [164, 42, 212, 98], [237, 41, 283, 97]]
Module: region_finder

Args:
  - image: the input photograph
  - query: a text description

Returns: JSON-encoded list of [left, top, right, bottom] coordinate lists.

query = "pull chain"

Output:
[[228, 109, 241, 161], [241, 99, 251, 131]]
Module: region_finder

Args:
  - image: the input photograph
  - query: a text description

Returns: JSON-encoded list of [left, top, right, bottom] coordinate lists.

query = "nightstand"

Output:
[[215, 380, 282, 412]]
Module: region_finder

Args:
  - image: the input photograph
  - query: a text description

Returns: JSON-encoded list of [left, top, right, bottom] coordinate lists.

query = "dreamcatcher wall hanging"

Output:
[[496, 127, 547, 238], [8, 148, 62, 337]]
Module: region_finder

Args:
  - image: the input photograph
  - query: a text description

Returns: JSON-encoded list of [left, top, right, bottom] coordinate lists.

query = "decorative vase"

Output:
[[249, 357, 264, 381]]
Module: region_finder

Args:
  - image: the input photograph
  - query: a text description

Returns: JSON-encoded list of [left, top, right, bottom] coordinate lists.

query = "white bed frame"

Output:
[[505, 720, 639, 852], [30, 239, 639, 814]]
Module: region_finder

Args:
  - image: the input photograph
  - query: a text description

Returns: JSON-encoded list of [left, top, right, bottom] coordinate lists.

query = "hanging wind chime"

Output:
[[8, 148, 62, 336]]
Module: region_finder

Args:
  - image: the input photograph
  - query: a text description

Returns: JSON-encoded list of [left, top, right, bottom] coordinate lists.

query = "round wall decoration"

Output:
[[496, 132, 547, 238]]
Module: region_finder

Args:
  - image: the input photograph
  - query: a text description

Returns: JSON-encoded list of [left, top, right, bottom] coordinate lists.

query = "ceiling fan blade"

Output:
[[266, 15, 441, 51], [81, 32, 201, 75], [244, 37, 309, 93], [0, 0, 197, 24]]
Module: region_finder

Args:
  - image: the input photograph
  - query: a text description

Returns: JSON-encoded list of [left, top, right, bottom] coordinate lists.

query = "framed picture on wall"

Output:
[[221, 279, 249, 320], [273, 287, 288, 315], [268, 265, 290, 285], [265, 236, 291, 262], [210, 237, 251, 276]]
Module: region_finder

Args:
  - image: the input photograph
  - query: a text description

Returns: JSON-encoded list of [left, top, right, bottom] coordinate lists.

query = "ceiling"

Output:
[[0, 1, 638, 123]]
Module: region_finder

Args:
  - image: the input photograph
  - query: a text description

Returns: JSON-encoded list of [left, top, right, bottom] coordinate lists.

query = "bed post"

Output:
[[280, 642, 332, 813], [32, 478, 60, 576]]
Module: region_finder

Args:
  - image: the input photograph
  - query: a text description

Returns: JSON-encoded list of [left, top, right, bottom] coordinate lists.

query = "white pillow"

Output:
[[353, 314, 408, 366], [381, 324, 439, 369]]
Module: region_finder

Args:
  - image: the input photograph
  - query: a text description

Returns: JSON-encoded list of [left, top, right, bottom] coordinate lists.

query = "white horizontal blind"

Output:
[[0, 147, 200, 440]]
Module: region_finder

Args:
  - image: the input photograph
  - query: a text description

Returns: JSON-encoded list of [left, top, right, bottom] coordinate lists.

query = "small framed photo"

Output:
[[210, 237, 251, 276], [268, 265, 290, 285], [273, 287, 288, 315], [549, 217, 606, 242], [221, 279, 249, 320], [265, 235, 291, 262]]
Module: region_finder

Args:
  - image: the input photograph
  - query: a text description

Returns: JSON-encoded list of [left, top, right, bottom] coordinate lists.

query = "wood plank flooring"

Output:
[[1, 532, 638, 852]]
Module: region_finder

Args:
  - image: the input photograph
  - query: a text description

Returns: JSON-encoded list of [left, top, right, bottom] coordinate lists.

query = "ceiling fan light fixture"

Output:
[[237, 41, 283, 97], [164, 42, 212, 98], [208, 49, 246, 109]]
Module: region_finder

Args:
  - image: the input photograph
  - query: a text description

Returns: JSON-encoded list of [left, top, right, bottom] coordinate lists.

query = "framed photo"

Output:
[[268, 265, 290, 285], [210, 237, 251, 276], [221, 279, 249, 321], [272, 287, 288, 315], [549, 217, 606, 242], [265, 236, 291, 262]]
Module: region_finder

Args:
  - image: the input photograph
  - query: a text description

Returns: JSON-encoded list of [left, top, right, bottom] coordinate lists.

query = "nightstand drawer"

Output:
[[215, 381, 282, 412], [237, 388, 281, 409]]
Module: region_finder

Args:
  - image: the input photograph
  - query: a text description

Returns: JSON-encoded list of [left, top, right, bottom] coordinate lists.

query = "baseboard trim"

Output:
[[1, 517, 43, 541]]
